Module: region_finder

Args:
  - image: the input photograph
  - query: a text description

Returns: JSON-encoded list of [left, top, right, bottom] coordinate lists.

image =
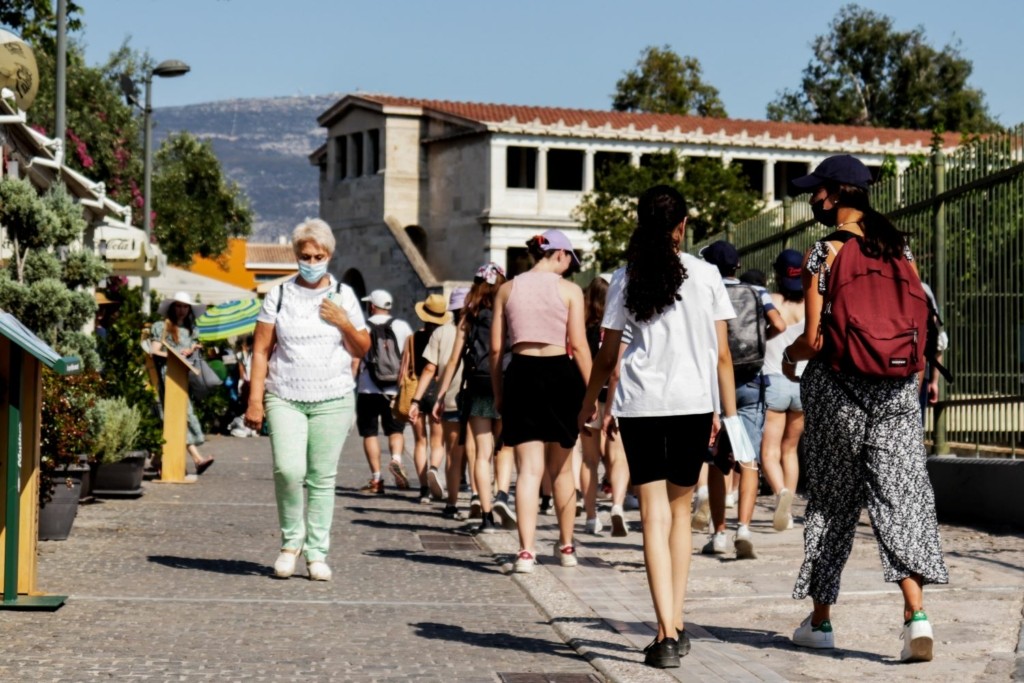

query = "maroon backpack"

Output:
[[821, 233, 929, 379]]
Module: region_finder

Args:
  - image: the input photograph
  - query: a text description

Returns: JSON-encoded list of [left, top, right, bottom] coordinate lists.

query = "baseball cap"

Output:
[[791, 154, 873, 191], [537, 229, 580, 265], [774, 249, 804, 293], [700, 240, 740, 273], [361, 289, 393, 310], [447, 286, 469, 311]]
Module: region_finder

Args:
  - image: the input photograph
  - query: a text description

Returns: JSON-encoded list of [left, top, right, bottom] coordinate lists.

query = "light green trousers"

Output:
[[265, 392, 355, 562]]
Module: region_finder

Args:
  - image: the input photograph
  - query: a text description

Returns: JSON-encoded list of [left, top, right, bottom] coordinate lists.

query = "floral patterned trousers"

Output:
[[793, 360, 949, 605]]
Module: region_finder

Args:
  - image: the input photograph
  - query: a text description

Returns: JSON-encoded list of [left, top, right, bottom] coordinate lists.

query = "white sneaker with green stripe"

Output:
[[900, 611, 934, 662], [792, 613, 834, 649]]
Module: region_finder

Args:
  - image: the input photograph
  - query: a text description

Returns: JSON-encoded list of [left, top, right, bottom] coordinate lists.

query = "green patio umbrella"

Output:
[[195, 299, 262, 342]]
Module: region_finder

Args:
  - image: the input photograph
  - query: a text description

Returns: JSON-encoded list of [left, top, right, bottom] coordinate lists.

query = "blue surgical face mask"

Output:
[[297, 261, 328, 284]]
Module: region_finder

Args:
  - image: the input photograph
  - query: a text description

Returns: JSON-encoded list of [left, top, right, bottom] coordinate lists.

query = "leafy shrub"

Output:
[[89, 398, 141, 464]]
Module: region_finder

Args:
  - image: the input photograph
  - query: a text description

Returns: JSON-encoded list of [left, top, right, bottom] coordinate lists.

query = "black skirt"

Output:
[[501, 354, 585, 449]]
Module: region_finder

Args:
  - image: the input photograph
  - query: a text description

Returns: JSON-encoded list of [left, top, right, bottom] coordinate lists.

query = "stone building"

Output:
[[311, 94, 958, 322]]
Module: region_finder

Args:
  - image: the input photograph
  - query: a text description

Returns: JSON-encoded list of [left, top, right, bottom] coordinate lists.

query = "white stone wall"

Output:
[[425, 136, 490, 280]]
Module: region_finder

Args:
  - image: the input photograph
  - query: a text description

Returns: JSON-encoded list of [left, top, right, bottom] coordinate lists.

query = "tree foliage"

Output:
[[30, 40, 147, 212], [0, 0, 83, 54], [767, 4, 997, 133], [574, 153, 760, 270], [151, 131, 253, 266], [613, 45, 727, 118]]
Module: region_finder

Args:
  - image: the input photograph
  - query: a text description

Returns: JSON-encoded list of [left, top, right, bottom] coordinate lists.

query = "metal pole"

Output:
[[933, 148, 948, 454], [54, 0, 67, 147], [141, 71, 154, 315]]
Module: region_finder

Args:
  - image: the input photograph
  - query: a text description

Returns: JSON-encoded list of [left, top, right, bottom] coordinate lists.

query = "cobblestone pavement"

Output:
[[478, 486, 1024, 682], [1, 433, 601, 682], [4, 430, 1022, 682]]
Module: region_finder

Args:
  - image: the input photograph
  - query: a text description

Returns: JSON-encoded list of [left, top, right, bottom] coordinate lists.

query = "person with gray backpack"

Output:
[[355, 289, 414, 494], [700, 241, 786, 560]]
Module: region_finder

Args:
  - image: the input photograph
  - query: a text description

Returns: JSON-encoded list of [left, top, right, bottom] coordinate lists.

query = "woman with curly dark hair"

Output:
[[578, 185, 738, 669]]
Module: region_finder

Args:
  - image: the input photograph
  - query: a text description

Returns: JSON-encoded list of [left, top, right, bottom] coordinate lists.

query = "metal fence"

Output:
[[693, 126, 1024, 456]]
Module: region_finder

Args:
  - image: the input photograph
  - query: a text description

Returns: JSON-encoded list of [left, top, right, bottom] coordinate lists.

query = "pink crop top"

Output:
[[504, 271, 569, 347]]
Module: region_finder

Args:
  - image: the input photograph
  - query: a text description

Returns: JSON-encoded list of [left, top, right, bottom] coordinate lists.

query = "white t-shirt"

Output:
[[357, 313, 414, 396], [602, 253, 735, 418], [763, 319, 807, 377], [257, 276, 366, 402]]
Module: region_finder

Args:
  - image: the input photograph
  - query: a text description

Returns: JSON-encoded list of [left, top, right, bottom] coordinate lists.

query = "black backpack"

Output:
[[724, 282, 767, 385], [365, 318, 402, 387], [462, 309, 494, 395]]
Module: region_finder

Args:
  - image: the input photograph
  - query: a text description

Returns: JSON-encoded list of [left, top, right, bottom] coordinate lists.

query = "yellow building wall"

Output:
[[189, 238, 255, 290]]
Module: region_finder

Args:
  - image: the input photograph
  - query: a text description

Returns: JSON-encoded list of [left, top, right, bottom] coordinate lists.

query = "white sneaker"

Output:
[[427, 467, 445, 501], [701, 532, 727, 555], [793, 613, 834, 649], [691, 493, 711, 531], [555, 543, 578, 568], [231, 427, 250, 438], [273, 547, 302, 578], [307, 560, 332, 581], [610, 504, 628, 537], [725, 491, 737, 509], [900, 611, 934, 662], [624, 493, 640, 510], [735, 524, 756, 559], [514, 550, 535, 574], [584, 516, 604, 535], [773, 489, 794, 531], [786, 515, 794, 530]]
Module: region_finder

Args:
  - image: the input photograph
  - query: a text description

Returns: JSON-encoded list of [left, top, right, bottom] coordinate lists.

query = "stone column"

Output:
[[583, 148, 595, 192], [490, 143, 507, 211], [630, 151, 641, 168], [488, 246, 508, 273], [537, 146, 548, 215], [763, 159, 776, 203]]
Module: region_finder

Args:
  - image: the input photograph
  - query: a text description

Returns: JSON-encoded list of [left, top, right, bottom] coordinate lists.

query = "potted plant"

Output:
[[37, 372, 101, 540], [89, 397, 146, 497]]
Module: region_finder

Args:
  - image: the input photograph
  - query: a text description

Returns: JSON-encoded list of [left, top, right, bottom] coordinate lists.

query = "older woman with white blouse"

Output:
[[245, 219, 370, 581]]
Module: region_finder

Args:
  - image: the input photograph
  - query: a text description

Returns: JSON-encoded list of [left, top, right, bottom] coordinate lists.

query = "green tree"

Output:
[[0, 0, 83, 54], [767, 4, 997, 133], [613, 45, 727, 118], [30, 40, 147, 213], [573, 153, 760, 270], [151, 131, 253, 266]]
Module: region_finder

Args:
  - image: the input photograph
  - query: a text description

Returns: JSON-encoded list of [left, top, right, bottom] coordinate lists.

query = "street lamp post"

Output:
[[138, 59, 190, 315]]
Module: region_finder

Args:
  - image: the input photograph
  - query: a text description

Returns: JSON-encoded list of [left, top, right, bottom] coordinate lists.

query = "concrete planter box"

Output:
[[927, 456, 1024, 528]]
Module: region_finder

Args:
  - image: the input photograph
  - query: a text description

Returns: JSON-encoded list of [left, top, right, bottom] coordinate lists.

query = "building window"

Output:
[[547, 149, 585, 191], [368, 129, 382, 173], [506, 146, 537, 188], [334, 135, 347, 181], [506, 247, 533, 278], [352, 134, 365, 177], [405, 225, 427, 258], [736, 158, 763, 194], [594, 152, 630, 191]]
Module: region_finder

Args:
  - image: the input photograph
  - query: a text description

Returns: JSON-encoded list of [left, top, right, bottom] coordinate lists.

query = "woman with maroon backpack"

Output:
[[783, 155, 947, 662]]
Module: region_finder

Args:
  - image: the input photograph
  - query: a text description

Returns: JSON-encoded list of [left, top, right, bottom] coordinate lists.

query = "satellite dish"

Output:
[[0, 29, 38, 111]]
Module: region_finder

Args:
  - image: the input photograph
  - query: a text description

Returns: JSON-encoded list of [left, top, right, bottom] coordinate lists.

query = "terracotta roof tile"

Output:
[[359, 94, 960, 148], [246, 243, 295, 266]]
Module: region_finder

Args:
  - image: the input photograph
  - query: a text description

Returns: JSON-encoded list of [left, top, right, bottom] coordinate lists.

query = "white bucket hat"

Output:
[[157, 291, 207, 319]]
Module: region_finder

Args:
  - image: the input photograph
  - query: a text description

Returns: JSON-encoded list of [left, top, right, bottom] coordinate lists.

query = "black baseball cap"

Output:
[[700, 240, 739, 273], [791, 154, 873, 191]]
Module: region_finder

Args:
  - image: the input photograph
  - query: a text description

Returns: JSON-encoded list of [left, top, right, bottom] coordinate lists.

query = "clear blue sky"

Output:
[[70, 0, 1024, 126]]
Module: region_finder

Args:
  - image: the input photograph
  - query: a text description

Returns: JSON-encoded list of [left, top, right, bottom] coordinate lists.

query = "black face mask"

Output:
[[811, 197, 839, 227]]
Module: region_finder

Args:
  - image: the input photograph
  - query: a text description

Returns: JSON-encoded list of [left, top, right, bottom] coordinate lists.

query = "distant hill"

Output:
[[152, 94, 342, 240]]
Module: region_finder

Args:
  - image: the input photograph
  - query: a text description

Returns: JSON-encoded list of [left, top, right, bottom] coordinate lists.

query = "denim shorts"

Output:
[[764, 373, 803, 413]]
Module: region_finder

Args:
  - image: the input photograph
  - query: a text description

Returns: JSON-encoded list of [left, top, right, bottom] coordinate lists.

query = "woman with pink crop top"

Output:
[[492, 229, 592, 573]]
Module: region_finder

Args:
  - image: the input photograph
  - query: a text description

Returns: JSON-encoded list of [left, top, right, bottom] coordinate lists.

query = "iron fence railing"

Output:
[[694, 125, 1024, 456]]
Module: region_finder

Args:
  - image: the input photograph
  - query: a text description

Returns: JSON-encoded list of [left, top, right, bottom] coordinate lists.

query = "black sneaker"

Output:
[[539, 495, 552, 515], [678, 630, 691, 657], [477, 513, 497, 534], [469, 495, 482, 519], [493, 491, 517, 530], [441, 504, 466, 520], [643, 636, 681, 668]]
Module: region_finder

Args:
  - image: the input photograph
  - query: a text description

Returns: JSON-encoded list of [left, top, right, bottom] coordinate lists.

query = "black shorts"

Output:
[[617, 413, 714, 487], [356, 393, 403, 437], [501, 354, 585, 449]]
